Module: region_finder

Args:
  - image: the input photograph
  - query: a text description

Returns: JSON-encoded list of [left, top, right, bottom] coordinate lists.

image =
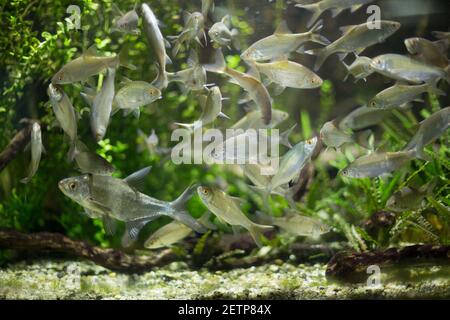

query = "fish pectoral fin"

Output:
[[229, 196, 246, 208], [124, 166, 152, 191], [102, 216, 118, 235]]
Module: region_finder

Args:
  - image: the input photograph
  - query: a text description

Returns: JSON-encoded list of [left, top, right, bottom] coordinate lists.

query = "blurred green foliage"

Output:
[[0, 0, 449, 264]]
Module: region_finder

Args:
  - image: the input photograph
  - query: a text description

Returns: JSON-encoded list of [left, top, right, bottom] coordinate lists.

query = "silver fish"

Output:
[[256, 211, 330, 237], [404, 107, 450, 159], [52, 45, 132, 84], [175, 86, 228, 131], [306, 21, 400, 71], [369, 83, 446, 110], [167, 51, 206, 92], [59, 173, 207, 240], [197, 186, 273, 247], [339, 105, 391, 131], [113, 79, 161, 118], [341, 150, 418, 178], [371, 54, 450, 86], [231, 109, 288, 131], [112, 4, 140, 35], [74, 140, 115, 176], [206, 49, 272, 125], [91, 68, 116, 142], [47, 84, 78, 160], [253, 60, 323, 90], [241, 20, 329, 62], [386, 180, 436, 212], [320, 120, 371, 149], [405, 37, 449, 68], [141, 3, 171, 90], [342, 56, 374, 82], [295, 0, 375, 28], [209, 15, 239, 49], [171, 12, 205, 56], [21, 123, 44, 183]]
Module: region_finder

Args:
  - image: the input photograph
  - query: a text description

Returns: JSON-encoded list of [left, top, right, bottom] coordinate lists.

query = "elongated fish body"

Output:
[[343, 56, 374, 82], [52, 46, 121, 84], [295, 0, 374, 27], [176, 86, 225, 130], [405, 37, 449, 68], [21, 123, 43, 183], [369, 84, 445, 109], [172, 12, 205, 56], [47, 84, 78, 159], [254, 60, 322, 89], [371, 54, 450, 85], [257, 211, 330, 237], [58, 174, 206, 233], [144, 221, 192, 249], [167, 65, 207, 91], [269, 137, 318, 191], [231, 109, 288, 131], [320, 121, 354, 148], [405, 107, 450, 153], [74, 141, 115, 176], [141, 3, 170, 90], [113, 7, 140, 35], [339, 105, 390, 131], [113, 80, 161, 117], [387, 180, 436, 212], [342, 150, 416, 178], [91, 68, 116, 142], [197, 186, 273, 247], [308, 21, 400, 70], [241, 20, 329, 62]]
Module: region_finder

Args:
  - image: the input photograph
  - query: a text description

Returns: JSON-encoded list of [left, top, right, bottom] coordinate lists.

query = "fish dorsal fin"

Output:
[[120, 76, 133, 86], [340, 25, 356, 34], [274, 20, 292, 35], [221, 14, 232, 29], [433, 39, 449, 54], [229, 195, 246, 208], [124, 166, 152, 191], [112, 3, 124, 16], [84, 44, 98, 57]]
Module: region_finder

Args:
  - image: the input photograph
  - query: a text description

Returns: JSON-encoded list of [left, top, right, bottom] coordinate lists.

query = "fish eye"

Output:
[[202, 188, 209, 195], [69, 182, 77, 190], [342, 170, 348, 176]]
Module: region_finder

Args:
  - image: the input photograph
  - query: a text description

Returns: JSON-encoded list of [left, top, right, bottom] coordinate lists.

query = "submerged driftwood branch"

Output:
[[0, 124, 32, 173], [326, 245, 450, 281], [0, 228, 179, 273]]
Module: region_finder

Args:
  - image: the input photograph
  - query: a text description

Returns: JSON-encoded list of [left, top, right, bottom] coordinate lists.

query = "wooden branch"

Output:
[[0, 124, 32, 173], [326, 245, 450, 281], [0, 228, 179, 273]]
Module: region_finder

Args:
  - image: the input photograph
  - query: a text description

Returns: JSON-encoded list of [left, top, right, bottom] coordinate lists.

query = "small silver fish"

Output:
[[405, 37, 449, 68], [386, 180, 436, 212], [371, 54, 450, 86], [74, 140, 115, 176], [167, 51, 206, 92], [91, 68, 116, 142], [209, 15, 239, 49], [369, 83, 446, 110], [339, 105, 391, 131], [321, 120, 372, 149], [171, 12, 205, 56], [341, 149, 418, 178], [256, 211, 330, 237], [241, 20, 329, 62], [231, 109, 288, 131], [175, 86, 228, 131], [295, 0, 375, 28], [113, 79, 161, 118], [52, 45, 132, 84], [206, 49, 272, 125], [59, 173, 207, 241], [21, 123, 44, 183], [342, 56, 374, 82], [197, 186, 273, 247], [404, 107, 450, 159], [47, 84, 78, 160], [141, 3, 171, 90], [306, 21, 400, 71], [253, 60, 323, 90], [144, 213, 216, 249], [112, 4, 140, 35]]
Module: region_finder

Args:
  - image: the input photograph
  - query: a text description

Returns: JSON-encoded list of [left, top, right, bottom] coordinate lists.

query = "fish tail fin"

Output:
[[153, 70, 169, 90], [427, 85, 446, 97], [308, 20, 331, 46], [170, 184, 207, 233], [118, 49, 137, 70], [280, 124, 297, 148], [295, 2, 323, 28], [305, 47, 329, 71], [67, 139, 78, 162], [248, 222, 273, 248], [406, 144, 431, 162], [204, 49, 227, 74]]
